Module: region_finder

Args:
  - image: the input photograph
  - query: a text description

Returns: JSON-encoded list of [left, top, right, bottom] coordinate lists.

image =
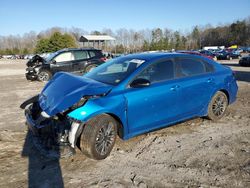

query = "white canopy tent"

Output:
[[79, 35, 116, 52]]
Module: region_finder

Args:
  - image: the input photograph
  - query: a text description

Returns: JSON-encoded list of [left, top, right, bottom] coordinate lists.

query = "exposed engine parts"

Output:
[[24, 99, 79, 158]]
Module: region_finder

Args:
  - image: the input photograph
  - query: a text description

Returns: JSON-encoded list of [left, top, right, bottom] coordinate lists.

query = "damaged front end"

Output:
[[21, 96, 83, 158], [25, 55, 46, 81], [21, 72, 113, 158]]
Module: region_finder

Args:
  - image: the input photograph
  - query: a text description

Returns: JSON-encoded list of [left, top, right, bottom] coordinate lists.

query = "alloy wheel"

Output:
[[95, 122, 116, 156], [38, 72, 49, 81], [212, 95, 227, 117]]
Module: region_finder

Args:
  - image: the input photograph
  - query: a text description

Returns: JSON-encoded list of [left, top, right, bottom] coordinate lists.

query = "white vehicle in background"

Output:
[[39, 53, 51, 59], [2, 55, 13, 59], [203, 46, 225, 51], [24, 53, 50, 60], [24, 54, 34, 59]]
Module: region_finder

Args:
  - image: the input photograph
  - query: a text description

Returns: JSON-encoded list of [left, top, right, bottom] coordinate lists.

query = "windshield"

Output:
[[85, 57, 146, 85], [45, 52, 59, 62]]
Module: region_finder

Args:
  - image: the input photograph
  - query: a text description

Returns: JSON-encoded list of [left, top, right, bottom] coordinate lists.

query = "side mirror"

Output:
[[130, 78, 150, 88], [51, 59, 56, 64]]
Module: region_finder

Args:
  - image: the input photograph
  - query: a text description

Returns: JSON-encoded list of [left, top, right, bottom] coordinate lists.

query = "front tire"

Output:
[[38, 70, 52, 82], [80, 114, 117, 160], [207, 91, 228, 121]]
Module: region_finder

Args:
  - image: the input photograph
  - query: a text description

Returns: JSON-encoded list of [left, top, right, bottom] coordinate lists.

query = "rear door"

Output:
[[72, 50, 89, 72], [124, 59, 181, 133], [174, 57, 215, 117], [51, 52, 74, 72]]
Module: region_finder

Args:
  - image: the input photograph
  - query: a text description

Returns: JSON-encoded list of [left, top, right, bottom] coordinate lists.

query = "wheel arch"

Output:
[[219, 89, 230, 104], [74, 112, 125, 152], [202, 87, 230, 116], [206, 89, 229, 121], [106, 113, 124, 139], [77, 111, 125, 139]]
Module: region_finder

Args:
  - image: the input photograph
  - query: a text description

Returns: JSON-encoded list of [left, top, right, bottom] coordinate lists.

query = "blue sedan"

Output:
[[21, 53, 238, 160]]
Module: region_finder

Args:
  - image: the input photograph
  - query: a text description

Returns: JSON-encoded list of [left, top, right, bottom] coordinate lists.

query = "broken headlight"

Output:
[[71, 94, 105, 110], [71, 97, 88, 110]]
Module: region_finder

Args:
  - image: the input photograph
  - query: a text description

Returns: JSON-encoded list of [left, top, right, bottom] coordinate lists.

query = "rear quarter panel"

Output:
[[208, 62, 238, 104]]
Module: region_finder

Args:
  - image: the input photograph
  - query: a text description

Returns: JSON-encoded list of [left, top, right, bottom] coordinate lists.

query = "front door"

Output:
[[51, 52, 74, 72], [124, 59, 180, 133]]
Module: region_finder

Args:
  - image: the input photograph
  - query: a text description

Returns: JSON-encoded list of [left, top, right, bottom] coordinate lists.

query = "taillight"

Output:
[[100, 57, 106, 62]]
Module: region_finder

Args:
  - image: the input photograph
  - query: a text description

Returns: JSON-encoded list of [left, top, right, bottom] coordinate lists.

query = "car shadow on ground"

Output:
[[22, 130, 64, 188], [234, 71, 250, 82]]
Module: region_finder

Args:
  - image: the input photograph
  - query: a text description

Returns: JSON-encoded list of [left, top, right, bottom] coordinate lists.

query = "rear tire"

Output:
[[38, 70, 52, 82], [80, 114, 117, 160], [207, 91, 228, 121]]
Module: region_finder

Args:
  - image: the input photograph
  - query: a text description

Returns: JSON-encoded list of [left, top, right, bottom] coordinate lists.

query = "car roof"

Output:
[[57, 48, 101, 53], [121, 52, 209, 62]]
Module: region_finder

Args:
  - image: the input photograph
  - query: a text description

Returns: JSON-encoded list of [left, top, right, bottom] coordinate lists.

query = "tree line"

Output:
[[0, 17, 249, 55]]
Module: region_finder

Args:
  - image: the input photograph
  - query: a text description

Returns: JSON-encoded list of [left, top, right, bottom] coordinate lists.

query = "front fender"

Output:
[[67, 95, 128, 137], [68, 100, 107, 121]]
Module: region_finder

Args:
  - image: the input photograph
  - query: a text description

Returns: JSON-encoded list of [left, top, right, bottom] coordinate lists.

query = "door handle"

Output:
[[170, 85, 180, 91], [207, 78, 213, 83]]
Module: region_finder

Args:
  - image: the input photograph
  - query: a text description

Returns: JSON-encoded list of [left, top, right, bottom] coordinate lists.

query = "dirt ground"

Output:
[[0, 59, 249, 188]]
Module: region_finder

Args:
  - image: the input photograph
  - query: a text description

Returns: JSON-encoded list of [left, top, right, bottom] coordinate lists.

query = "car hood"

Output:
[[26, 55, 46, 67], [39, 72, 113, 116]]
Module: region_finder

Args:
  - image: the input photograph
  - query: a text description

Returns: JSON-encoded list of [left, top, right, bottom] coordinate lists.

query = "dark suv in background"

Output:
[[25, 48, 106, 81]]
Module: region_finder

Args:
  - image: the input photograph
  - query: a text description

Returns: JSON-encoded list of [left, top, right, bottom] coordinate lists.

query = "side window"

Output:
[[203, 60, 214, 72], [176, 58, 206, 77], [136, 60, 174, 84], [89, 51, 95, 58], [54, 52, 74, 62], [89, 50, 103, 58], [73, 51, 88, 60]]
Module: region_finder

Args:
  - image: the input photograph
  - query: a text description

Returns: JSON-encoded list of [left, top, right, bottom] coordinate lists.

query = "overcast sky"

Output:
[[0, 0, 250, 36]]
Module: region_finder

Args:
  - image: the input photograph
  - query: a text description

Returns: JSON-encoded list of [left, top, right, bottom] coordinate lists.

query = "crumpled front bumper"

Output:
[[25, 108, 41, 135], [25, 67, 38, 81], [24, 106, 78, 158]]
